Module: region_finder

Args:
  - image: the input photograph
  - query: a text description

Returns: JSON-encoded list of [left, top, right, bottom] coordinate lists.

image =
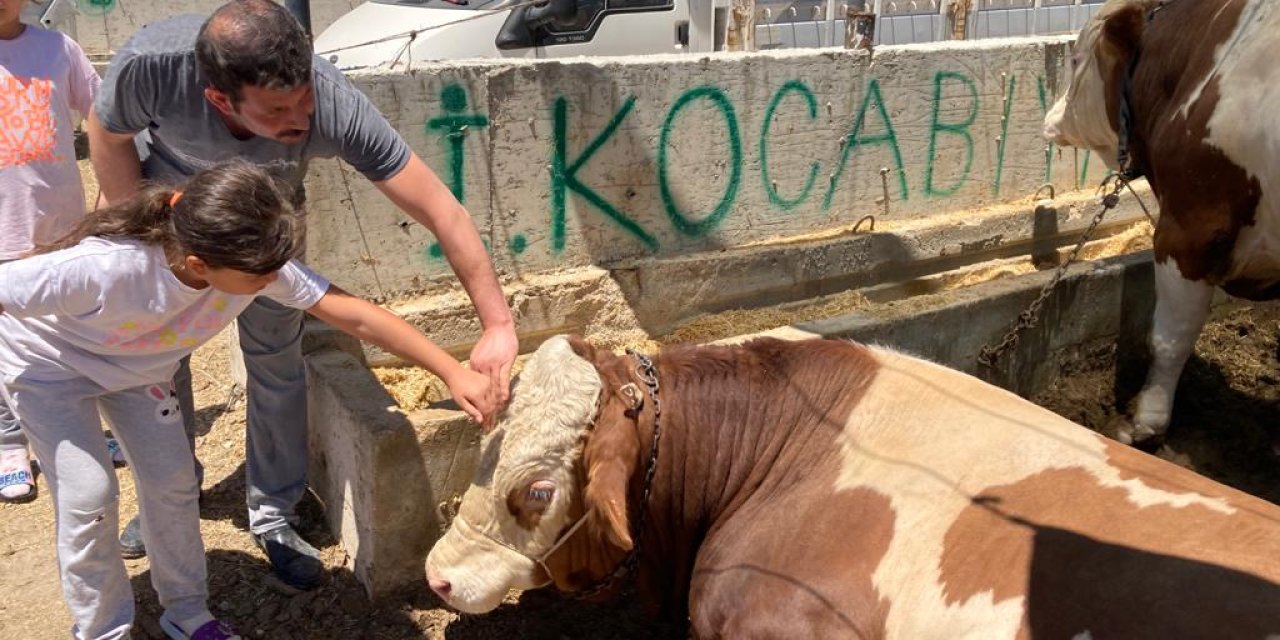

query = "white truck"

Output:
[[313, 0, 1104, 71]]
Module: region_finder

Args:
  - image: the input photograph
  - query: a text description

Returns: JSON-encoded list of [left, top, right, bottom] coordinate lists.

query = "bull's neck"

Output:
[[1117, 0, 1235, 184], [626, 341, 876, 617], [637, 368, 835, 525]]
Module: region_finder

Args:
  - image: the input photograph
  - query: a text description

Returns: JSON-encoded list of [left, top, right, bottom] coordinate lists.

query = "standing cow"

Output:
[[426, 334, 1280, 638], [1044, 0, 1280, 447]]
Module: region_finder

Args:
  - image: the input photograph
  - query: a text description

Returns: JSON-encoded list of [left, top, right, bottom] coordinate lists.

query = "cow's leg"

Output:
[[1123, 260, 1214, 445]]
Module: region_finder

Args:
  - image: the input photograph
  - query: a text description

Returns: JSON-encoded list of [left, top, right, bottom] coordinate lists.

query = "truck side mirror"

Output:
[[496, 4, 536, 49], [496, 0, 580, 49], [525, 0, 579, 30]]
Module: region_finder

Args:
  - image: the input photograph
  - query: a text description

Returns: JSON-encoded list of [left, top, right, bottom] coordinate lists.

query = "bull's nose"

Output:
[[429, 578, 452, 598]]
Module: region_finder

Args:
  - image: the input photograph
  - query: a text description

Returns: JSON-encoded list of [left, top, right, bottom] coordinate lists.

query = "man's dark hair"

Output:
[[195, 0, 313, 103]]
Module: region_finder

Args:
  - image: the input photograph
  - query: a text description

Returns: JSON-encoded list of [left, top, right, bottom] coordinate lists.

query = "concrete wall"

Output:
[[302, 36, 1112, 302], [66, 0, 360, 57]]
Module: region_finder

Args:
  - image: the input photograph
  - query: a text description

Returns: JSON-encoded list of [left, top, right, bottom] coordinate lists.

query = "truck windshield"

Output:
[[371, 0, 520, 9]]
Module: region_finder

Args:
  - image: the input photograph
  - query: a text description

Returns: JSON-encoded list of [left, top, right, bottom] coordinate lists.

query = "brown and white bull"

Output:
[[426, 334, 1280, 638], [1044, 0, 1280, 446]]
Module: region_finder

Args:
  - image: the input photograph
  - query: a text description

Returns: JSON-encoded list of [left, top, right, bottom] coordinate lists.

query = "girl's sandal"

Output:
[[160, 617, 243, 640], [106, 437, 128, 468], [0, 449, 36, 503]]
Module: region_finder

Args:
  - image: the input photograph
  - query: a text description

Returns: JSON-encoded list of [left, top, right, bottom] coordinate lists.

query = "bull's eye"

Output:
[[528, 480, 556, 503], [508, 480, 555, 528]]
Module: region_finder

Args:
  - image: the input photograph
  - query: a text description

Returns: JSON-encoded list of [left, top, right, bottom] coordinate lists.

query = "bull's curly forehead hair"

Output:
[[195, 0, 312, 103]]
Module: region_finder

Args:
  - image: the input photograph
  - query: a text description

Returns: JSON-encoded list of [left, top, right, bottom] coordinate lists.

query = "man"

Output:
[[88, 0, 517, 590]]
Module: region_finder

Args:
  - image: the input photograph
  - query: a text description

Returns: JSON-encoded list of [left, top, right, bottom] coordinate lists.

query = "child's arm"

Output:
[[305, 284, 499, 425], [63, 36, 101, 124]]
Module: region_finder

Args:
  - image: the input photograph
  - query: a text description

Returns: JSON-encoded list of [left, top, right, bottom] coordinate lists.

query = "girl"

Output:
[[0, 0, 103, 501], [0, 160, 500, 640]]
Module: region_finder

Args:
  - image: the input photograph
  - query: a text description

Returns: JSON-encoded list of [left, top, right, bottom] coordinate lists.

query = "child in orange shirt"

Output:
[[0, 0, 101, 501]]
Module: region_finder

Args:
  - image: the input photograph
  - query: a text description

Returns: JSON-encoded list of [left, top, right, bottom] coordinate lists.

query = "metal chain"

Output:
[[979, 1, 1170, 368], [569, 350, 663, 601], [977, 176, 1129, 368]]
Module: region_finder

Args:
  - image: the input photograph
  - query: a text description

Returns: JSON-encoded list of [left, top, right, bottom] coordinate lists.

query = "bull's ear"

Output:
[[1100, 3, 1146, 60], [565, 334, 598, 362], [582, 406, 641, 551]]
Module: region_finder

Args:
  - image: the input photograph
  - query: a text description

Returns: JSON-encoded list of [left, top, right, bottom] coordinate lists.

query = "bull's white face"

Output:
[[1043, 1, 1133, 168], [425, 336, 602, 613]]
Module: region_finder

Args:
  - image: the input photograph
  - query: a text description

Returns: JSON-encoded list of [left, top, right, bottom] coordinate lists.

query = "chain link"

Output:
[[568, 349, 663, 601], [977, 176, 1129, 368]]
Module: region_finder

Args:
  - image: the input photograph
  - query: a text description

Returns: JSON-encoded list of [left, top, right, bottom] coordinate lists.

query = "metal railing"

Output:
[[753, 0, 1102, 49]]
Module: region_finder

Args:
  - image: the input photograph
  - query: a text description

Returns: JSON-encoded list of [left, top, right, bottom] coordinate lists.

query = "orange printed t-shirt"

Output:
[[0, 26, 100, 259]]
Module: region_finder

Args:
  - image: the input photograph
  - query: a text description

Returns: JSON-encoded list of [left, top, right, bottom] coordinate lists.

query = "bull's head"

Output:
[[425, 335, 647, 613], [1043, 0, 1156, 168]]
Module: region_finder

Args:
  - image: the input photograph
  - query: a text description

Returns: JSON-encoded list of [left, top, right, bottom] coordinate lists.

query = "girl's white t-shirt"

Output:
[[0, 237, 330, 391]]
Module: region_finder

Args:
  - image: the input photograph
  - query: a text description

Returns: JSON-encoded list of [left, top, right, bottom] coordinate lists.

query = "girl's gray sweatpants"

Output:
[[0, 374, 206, 640], [0, 259, 24, 453]]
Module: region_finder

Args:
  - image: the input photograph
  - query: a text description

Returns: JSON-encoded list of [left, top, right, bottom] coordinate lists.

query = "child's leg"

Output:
[[96, 382, 210, 629], [0, 259, 33, 501], [0, 391, 34, 501], [170, 355, 203, 483], [2, 376, 134, 638], [118, 359, 199, 560], [0, 388, 27, 448]]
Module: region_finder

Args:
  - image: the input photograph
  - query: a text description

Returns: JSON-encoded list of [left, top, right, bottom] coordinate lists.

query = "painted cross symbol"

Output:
[[426, 84, 489, 203]]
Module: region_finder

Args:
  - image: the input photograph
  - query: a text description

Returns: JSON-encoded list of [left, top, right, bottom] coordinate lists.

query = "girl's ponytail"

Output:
[[28, 161, 301, 275]]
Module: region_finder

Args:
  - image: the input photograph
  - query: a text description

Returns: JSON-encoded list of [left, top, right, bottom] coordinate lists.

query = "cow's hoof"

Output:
[[1113, 420, 1165, 452]]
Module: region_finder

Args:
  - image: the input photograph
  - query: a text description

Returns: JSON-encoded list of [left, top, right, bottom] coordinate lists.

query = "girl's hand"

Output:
[[447, 367, 498, 425]]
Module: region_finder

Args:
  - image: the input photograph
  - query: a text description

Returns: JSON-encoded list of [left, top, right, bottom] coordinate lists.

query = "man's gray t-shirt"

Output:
[[94, 13, 411, 195]]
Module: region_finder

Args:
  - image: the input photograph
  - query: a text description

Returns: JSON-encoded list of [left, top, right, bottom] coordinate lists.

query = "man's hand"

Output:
[[468, 324, 518, 425]]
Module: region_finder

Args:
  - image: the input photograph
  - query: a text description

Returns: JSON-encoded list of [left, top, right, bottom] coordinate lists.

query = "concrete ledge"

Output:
[[612, 189, 1153, 334], [793, 251, 1159, 396], [754, 250, 1224, 396], [305, 349, 483, 599], [302, 185, 1156, 365]]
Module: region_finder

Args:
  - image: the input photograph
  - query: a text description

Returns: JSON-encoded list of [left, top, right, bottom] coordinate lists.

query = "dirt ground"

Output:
[[1034, 300, 1280, 506]]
